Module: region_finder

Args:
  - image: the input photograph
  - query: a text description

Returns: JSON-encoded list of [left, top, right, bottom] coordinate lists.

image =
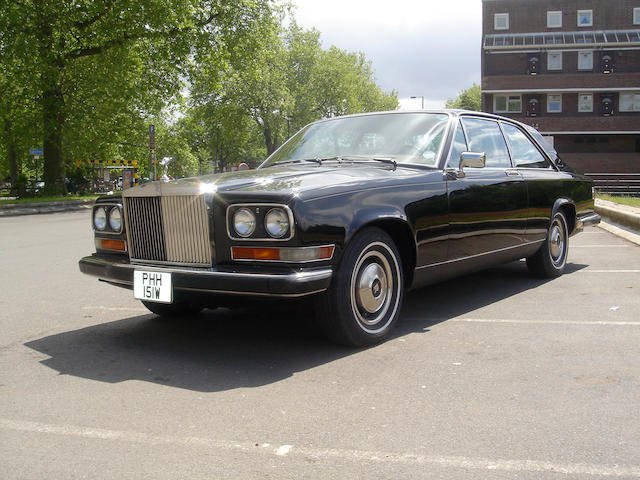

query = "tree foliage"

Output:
[[445, 83, 481, 111], [1, 1, 398, 192], [0, 0, 275, 193], [190, 20, 398, 158]]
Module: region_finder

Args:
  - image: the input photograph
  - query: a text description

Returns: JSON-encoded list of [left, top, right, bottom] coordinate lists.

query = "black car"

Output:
[[79, 110, 600, 346]]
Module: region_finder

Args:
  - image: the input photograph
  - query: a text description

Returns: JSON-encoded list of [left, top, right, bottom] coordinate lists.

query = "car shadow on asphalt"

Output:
[[24, 260, 587, 393]]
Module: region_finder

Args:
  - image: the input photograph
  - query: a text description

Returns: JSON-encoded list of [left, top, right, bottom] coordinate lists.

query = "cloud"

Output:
[[293, 0, 482, 107]]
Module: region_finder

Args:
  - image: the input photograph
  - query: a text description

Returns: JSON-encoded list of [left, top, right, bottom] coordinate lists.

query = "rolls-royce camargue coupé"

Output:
[[79, 110, 600, 346]]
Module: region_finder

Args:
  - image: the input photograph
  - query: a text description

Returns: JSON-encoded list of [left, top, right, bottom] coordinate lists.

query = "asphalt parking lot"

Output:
[[0, 211, 638, 479]]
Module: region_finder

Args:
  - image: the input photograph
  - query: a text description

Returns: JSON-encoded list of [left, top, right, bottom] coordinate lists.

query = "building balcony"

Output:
[[482, 72, 640, 92], [505, 115, 640, 134]]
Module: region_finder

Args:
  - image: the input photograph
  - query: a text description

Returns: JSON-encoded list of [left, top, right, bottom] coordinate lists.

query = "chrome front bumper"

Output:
[[79, 255, 333, 298]]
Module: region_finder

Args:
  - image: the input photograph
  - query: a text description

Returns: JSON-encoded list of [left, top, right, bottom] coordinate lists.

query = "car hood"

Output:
[[122, 164, 426, 199]]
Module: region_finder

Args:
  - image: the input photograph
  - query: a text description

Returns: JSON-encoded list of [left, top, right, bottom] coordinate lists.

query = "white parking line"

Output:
[[580, 270, 640, 273], [1, 419, 637, 477], [451, 318, 640, 326], [572, 245, 630, 248]]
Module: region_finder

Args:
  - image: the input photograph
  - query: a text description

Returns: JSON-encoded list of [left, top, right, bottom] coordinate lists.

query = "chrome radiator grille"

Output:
[[124, 195, 211, 267]]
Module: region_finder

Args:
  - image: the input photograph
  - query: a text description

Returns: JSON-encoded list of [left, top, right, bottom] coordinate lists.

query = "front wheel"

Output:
[[316, 227, 404, 347], [526, 210, 569, 278]]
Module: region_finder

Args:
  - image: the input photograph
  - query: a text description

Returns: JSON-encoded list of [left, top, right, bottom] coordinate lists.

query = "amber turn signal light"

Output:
[[231, 245, 334, 262], [96, 238, 127, 252]]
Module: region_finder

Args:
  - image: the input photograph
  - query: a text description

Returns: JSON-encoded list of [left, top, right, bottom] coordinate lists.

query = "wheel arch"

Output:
[[345, 217, 416, 288], [552, 198, 576, 235]]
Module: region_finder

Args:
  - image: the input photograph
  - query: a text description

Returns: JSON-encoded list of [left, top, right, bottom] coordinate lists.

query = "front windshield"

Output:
[[260, 113, 450, 168]]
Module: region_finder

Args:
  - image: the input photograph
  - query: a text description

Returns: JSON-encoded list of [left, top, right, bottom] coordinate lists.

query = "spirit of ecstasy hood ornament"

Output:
[[159, 157, 175, 182]]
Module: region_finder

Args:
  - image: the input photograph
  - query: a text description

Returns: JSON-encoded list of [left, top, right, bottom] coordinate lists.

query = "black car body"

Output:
[[79, 110, 600, 346]]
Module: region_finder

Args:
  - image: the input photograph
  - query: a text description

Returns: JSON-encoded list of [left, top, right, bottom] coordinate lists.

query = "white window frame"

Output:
[[494, 94, 522, 113], [547, 52, 563, 71], [578, 51, 593, 71], [578, 93, 593, 113], [634, 8, 640, 25], [547, 94, 562, 113], [547, 11, 562, 28], [494, 13, 509, 30], [577, 9, 593, 27], [620, 92, 640, 112]]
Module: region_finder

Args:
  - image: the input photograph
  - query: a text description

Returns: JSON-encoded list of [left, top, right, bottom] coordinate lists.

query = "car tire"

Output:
[[316, 227, 404, 347], [141, 300, 203, 318], [526, 209, 569, 278]]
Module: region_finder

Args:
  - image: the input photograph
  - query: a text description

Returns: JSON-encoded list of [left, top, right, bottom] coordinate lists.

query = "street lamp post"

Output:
[[410, 96, 424, 109]]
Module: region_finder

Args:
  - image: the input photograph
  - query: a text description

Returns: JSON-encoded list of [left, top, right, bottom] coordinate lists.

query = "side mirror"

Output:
[[456, 152, 486, 177]]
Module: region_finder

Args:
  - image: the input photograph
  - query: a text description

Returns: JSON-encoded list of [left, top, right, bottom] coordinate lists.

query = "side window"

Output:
[[501, 123, 549, 169], [446, 120, 468, 168], [461, 118, 511, 168]]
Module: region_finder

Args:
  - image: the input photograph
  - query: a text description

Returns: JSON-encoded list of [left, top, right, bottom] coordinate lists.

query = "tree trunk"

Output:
[[42, 84, 66, 194], [39, 13, 66, 195], [3, 118, 20, 183], [264, 126, 278, 155]]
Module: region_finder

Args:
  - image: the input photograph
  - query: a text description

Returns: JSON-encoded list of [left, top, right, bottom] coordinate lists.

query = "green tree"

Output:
[[445, 83, 481, 111], [0, 0, 276, 194], [191, 20, 397, 157]]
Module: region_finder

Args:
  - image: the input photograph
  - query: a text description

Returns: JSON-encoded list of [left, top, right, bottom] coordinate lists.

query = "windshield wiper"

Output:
[[266, 155, 397, 170], [335, 156, 397, 171]]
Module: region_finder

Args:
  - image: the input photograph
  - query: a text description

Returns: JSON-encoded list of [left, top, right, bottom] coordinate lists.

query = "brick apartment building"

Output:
[[481, 0, 640, 173]]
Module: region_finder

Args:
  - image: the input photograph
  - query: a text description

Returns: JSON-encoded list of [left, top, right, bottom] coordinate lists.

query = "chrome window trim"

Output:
[[226, 203, 295, 241], [230, 244, 336, 263], [93, 203, 123, 235]]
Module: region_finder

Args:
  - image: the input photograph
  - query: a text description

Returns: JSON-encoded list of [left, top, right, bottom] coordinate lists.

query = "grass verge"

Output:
[[598, 194, 640, 208], [0, 194, 99, 205]]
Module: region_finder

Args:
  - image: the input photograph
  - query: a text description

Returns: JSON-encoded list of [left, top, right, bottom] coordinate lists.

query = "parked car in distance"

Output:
[[79, 110, 600, 346]]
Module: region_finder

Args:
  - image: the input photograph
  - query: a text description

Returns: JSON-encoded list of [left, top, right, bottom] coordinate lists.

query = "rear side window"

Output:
[[461, 118, 511, 168], [501, 123, 549, 168], [446, 120, 468, 168]]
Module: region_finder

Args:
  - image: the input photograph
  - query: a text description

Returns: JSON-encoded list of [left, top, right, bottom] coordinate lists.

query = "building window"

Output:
[[634, 8, 640, 25], [547, 52, 562, 71], [577, 10, 593, 27], [547, 11, 562, 28], [494, 95, 522, 113], [620, 93, 640, 112], [578, 51, 593, 70], [547, 94, 562, 113], [494, 13, 509, 30], [578, 94, 593, 112]]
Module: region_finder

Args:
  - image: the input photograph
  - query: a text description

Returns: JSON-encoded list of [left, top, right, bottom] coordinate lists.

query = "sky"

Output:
[[292, 0, 482, 109]]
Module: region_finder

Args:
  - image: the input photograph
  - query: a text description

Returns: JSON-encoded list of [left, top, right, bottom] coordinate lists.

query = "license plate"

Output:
[[134, 271, 172, 303]]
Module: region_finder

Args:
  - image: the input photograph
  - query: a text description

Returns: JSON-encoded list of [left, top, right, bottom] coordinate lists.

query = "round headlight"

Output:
[[265, 208, 290, 238], [233, 208, 256, 237], [93, 207, 107, 231], [109, 207, 122, 232]]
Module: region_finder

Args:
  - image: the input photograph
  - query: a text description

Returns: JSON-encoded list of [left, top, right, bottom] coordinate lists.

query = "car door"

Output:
[[446, 117, 528, 260], [500, 122, 566, 243]]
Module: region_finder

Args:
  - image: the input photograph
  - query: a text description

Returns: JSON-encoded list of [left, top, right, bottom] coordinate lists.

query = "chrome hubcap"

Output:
[[549, 217, 566, 266], [350, 244, 399, 331], [550, 225, 562, 259], [356, 263, 388, 314]]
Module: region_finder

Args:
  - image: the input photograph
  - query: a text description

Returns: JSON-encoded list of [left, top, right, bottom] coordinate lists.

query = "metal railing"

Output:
[[585, 173, 640, 196]]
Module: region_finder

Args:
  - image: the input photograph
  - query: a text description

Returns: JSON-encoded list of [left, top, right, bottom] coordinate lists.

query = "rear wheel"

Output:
[[316, 227, 404, 347], [526, 210, 569, 278], [141, 300, 203, 317]]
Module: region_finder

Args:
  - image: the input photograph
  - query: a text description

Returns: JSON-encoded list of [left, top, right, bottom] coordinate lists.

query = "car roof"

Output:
[[309, 109, 530, 128]]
